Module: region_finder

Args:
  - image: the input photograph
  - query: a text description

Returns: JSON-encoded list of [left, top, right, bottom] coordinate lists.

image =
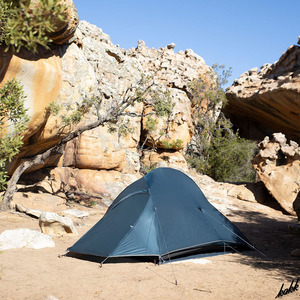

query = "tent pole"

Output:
[[154, 206, 178, 286]]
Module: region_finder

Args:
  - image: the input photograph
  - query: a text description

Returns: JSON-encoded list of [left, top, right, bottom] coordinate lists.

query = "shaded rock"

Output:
[[22, 167, 140, 206], [293, 193, 300, 220], [291, 248, 300, 257], [288, 224, 300, 234], [253, 133, 300, 215], [39, 212, 78, 236], [0, 228, 55, 250], [225, 44, 300, 142]]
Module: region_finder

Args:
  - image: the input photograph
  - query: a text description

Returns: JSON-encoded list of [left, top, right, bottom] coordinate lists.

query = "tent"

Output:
[[67, 168, 253, 264]]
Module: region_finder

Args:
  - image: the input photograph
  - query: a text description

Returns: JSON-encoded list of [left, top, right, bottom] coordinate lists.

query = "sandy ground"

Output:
[[0, 199, 299, 300]]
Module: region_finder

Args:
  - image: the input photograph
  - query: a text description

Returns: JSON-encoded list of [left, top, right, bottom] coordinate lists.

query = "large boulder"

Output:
[[252, 133, 300, 215], [225, 43, 300, 142], [11, 193, 67, 213]]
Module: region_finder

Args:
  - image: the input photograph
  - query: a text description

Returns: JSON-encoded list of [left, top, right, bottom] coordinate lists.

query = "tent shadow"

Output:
[[228, 210, 300, 279], [66, 252, 159, 265]]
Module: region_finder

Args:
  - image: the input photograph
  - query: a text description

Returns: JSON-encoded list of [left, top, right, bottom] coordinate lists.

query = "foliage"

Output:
[[0, 0, 67, 53], [207, 134, 257, 182], [47, 99, 92, 127], [161, 139, 183, 150], [48, 101, 61, 116], [142, 162, 158, 174], [152, 89, 174, 117], [0, 78, 29, 191], [118, 119, 134, 138], [145, 117, 158, 132], [186, 64, 257, 182]]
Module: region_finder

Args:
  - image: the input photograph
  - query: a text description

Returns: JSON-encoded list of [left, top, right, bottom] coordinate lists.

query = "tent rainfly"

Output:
[[67, 168, 253, 264]]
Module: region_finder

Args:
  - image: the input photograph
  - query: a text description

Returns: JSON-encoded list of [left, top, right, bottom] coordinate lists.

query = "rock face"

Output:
[[225, 44, 300, 142], [2, 18, 213, 200], [252, 133, 300, 216]]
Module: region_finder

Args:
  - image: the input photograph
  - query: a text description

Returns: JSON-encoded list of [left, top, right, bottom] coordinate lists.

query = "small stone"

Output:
[[273, 132, 287, 145], [63, 209, 89, 218], [166, 43, 176, 50], [15, 203, 27, 213], [26, 209, 44, 218]]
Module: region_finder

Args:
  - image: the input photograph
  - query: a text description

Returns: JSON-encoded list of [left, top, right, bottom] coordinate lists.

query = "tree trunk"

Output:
[[0, 145, 64, 210], [0, 113, 113, 210]]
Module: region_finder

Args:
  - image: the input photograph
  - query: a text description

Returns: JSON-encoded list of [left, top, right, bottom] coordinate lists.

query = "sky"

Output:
[[72, 0, 300, 86]]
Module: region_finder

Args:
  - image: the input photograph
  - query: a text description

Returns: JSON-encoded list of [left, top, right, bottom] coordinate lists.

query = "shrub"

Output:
[[0, 79, 29, 191], [0, 0, 67, 53], [186, 64, 257, 182], [207, 133, 257, 182]]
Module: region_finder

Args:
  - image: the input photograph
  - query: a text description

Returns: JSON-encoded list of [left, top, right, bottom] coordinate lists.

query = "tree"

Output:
[[0, 76, 174, 210], [0, 0, 67, 53], [0, 79, 29, 191], [186, 64, 257, 182]]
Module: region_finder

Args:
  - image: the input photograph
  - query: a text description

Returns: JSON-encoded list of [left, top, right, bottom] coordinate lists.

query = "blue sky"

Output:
[[73, 0, 300, 86]]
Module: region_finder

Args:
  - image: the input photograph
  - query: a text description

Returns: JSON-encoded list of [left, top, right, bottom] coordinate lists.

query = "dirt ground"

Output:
[[0, 198, 299, 300]]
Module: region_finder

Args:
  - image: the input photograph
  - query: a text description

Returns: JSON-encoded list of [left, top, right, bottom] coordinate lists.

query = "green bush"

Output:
[[186, 64, 257, 182], [0, 78, 29, 191], [0, 0, 67, 53], [207, 134, 257, 182]]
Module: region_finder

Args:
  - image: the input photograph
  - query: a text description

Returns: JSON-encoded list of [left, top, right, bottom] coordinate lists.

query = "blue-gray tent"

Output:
[[67, 168, 253, 264]]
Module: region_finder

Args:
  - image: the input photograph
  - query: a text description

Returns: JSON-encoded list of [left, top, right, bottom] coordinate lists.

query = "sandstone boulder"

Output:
[[39, 212, 78, 236], [11, 193, 67, 213], [253, 133, 300, 215], [225, 44, 300, 142]]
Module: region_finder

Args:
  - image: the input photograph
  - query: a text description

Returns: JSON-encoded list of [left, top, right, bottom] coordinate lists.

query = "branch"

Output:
[[0, 108, 117, 210]]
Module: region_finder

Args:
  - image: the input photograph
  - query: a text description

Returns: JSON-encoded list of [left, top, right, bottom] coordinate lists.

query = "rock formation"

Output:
[[225, 43, 300, 142], [252, 133, 300, 216], [1, 16, 214, 203]]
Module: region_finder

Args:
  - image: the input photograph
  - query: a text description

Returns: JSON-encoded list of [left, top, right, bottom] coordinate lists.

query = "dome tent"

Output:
[[67, 168, 253, 264]]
